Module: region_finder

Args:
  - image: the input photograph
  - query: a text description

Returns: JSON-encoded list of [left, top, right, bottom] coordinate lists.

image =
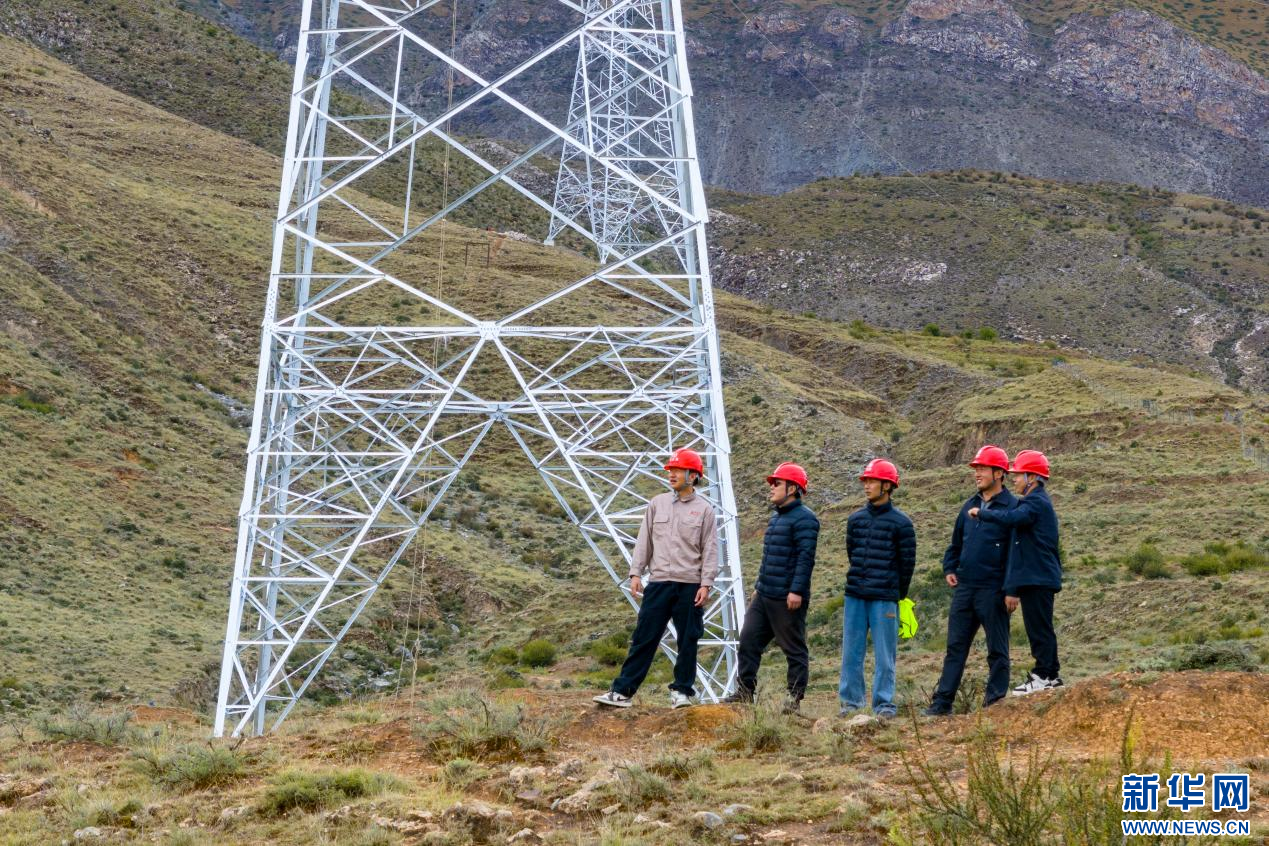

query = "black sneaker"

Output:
[[722, 690, 754, 704], [920, 705, 951, 717], [781, 696, 801, 715]]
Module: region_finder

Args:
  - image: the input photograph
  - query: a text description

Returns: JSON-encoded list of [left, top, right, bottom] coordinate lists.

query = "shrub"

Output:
[[416, 691, 553, 760], [1180, 542, 1266, 577], [485, 646, 519, 666], [647, 749, 713, 779], [134, 743, 245, 791], [977, 327, 998, 341], [75, 797, 144, 829], [1167, 642, 1258, 672], [722, 701, 791, 753], [3, 390, 55, 415], [848, 319, 875, 339], [38, 705, 138, 745], [588, 635, 627, 667], [898, 728, 1059, 846], [1123, 543, 1170, 579], [257, 769, 400, 816], [520, 639, 557, 667], [440, 757, 486, 789], [611, 764, 670, 807], [895, 712, 1203, 846], [922, 323, 941, 337]]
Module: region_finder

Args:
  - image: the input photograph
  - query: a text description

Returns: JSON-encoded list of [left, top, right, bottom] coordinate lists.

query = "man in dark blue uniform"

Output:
[[923, 446, 1016, 716], [972, 449, 1063, 695]]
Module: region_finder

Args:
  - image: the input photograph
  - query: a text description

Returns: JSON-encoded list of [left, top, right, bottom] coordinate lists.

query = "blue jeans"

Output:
[[838, 596, 898, 714]]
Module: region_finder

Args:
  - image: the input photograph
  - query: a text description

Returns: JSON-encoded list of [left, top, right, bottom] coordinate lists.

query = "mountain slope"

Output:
[[709, 174, 1269, 390], [1, 35, 1266, 713], [170, 0, 1269, 205]]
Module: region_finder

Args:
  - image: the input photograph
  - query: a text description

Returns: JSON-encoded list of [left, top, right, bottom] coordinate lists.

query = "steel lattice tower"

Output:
[[215, 0, 744, 737]]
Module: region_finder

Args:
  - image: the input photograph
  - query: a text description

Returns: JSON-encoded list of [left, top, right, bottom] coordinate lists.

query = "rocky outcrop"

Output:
[[883, 0, 1039, 72], [739, 7, 863, 78], [1046, 9, 1269, 141]]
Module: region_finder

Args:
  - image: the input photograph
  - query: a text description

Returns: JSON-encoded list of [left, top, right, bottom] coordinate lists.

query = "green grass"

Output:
[[257, 769, 402, 816], [0, 29, 1265, 721]]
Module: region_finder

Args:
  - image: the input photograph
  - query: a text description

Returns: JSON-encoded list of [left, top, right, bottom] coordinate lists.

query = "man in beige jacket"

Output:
[[594, 448, 718, 709]]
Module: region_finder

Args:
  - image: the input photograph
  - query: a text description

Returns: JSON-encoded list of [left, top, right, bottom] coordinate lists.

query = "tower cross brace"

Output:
[[215, 0, 744, 737]]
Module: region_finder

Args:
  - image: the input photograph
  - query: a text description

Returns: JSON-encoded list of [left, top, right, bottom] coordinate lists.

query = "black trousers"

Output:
[[612, 581, 704, 697], [1018, 586, 1060, 679], [932, 584, 1011, 709], [736, 592, 810, 700]]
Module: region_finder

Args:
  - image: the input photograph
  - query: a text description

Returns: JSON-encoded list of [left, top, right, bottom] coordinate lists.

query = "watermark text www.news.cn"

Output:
[[1121, 772, 1251, 837]]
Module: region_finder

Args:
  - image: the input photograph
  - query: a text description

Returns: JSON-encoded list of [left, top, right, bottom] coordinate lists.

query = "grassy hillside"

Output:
[[1, 31, 1267, 846], [710, 174, 1269, 389], [2, 30, 1267, 703], [0, 0, 550, 237]]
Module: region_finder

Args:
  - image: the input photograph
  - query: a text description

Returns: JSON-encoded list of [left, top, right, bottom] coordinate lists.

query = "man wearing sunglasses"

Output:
[[726, 462, 820, 713]]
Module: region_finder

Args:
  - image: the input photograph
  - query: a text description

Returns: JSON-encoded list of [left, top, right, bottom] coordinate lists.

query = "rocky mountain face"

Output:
[[189, 0, 1269, 206]]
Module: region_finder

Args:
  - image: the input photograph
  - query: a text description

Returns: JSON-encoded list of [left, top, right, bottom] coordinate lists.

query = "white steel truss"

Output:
[[215, 0, 744, 736]]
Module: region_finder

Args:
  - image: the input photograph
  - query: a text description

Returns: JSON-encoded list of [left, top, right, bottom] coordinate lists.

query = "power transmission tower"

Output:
[[214, 0, 743, 737]]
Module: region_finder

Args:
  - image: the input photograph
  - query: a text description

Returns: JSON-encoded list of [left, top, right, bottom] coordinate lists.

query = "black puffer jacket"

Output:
[[755, 500, 820, 600], [845, 501, 917, 602]]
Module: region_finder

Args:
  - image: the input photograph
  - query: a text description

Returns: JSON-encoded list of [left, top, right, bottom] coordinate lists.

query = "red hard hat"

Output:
[[1009, 449, 1050, 478], [767, 462, 809, 492], [859, 458, 900, 488], [968, 445, 1010, 471], [664, 448, 705, 477]]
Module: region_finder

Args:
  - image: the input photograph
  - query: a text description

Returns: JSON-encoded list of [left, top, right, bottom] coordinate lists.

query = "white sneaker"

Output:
[[1011, 673, 1055, 697], [593, 690, 634, 708], [669, 691, 693, 709]]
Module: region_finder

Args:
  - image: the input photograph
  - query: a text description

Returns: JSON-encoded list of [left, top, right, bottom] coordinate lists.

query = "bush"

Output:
[[1123, 543, 1170, 579], [1168, 642, 1258, 672], [134, 743, 245, 791], [848, 319, 875, 339], [440, 757, 486, 789], [610, 764, 670, 807], [520, 639, 557, 667], [1180, 542, 1266, 577], [257, 769, 400, 816], [648, 749, 713, 779], [416, 691, 554, 760], [38, 706, 138, 745], [922, 323, 941, 337], [895, 712, 1205, 846], [722, 701, 791, 753], [75, 797, 144, 829], [485, 646, 519, 666], [898, 729, 1059, 845], [588, 636, 627, 667], [977, 327, 998, 341]]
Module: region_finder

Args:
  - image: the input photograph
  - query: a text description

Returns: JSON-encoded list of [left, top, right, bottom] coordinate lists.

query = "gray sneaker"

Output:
[[669, 691, 693, 709], [593, 690, 634, 708]]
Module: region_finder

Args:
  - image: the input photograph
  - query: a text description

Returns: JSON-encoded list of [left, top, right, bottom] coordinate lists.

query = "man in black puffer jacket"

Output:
[[923, 446, 1016, 716], [839, 459, 916, 719], [727, 462, 820, 712]]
